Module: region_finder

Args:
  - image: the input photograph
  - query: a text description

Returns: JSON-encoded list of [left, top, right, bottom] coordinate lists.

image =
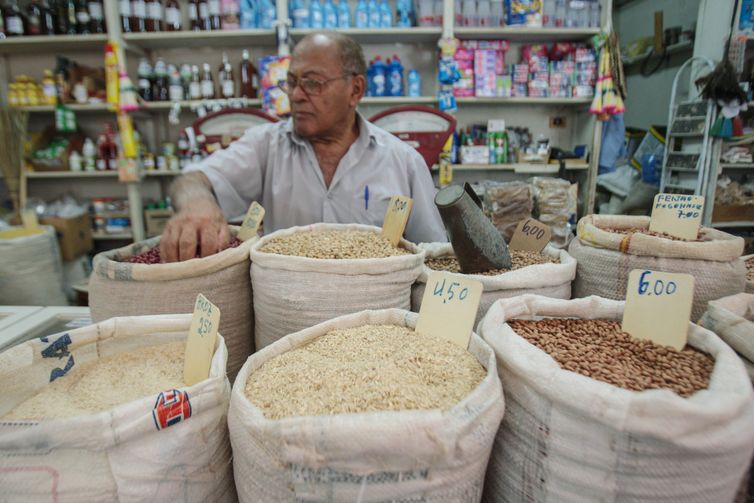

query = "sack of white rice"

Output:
[[0, 314, 234, 502], [411, 243, 576, 326], [250, 223, 424, 350], [479, 294, 754, 503], [0, 226, 67, 305], [743, 254, 754, 294], [568, 214, 746, 320], [700, 293, 754, 380], [88, 227, 255, 382], [229, 308, 504, 503]]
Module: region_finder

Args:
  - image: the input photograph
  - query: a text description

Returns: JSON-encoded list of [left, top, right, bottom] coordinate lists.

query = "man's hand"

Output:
[[160, 200, 230, 262]]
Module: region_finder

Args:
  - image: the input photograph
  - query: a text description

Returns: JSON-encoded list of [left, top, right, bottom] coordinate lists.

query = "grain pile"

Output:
[[245, 325, 485, 419], [258, 230, 409, 259], [124, 237, 244, 263], [508, 319, 713, 397], [602, 227, 704, 242], [746, 257, 754, 281], [4, 341, 186, 419], [426, 250, 557, 275]]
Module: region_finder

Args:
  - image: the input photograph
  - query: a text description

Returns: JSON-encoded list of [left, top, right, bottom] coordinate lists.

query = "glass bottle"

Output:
[[5, 0, 27, 36], [65, 0, 78, 33], [145, 0, 162, 31], [218, 52, 235, 97], [75, 0, 90, 34], [239, 49, 257, 98], [27, 0, 43, 35], [207, 0, 221, 29], [131, 0, 146, 31], [119, 0, 132, 31], [189, 64, 202, 99], [188, 0, 200, 29], [137, 57, 154, 101], [198, 0, 210, 30], [153, 57, 169, 101], [87, 0, 105, 32], [164, 0, 180, 30], [201, 62, 215, 99]]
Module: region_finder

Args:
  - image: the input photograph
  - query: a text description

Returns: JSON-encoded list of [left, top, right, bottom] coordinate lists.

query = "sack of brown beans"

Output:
[[569, 214, 746, 320], [0, 226, 67, 306], [478, 294, 754, 503], [700, 293, 754, 380], [228, 308, 504, 502], [250, 223, 424, 350], [88, 227, 255, 382], [743, 254, 754, 293], [411, 242, 576, 326], [0, 314, 235, 502]]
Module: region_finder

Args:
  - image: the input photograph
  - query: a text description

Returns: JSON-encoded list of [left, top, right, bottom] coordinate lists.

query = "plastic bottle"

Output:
[[365, 59, 374, 96], [396, 0, 411, 26], [489, 0, 502, 26], [407, 68, 421, 97], [258, 0, 275, 27], [291, 0, 308, 27], [371, 56, 387, 97], [354, 0, 368, 27], [417, 0, 432, 25], [542, 0, 554, 27], [589, 0, 600, 27], [309, 0, 323, 28], [378, 0, 391, 27], [453, 0, 461, 25], [324, 0, 337, 27], [82, 138, 97, 171], [554, 0, 565, 26], [388, 55, 404, 96], [477, 0, 490, 27], [461, 0, 476, 26], [240, 0, 256, 27], [367, 0, 379, 27], [337, 0, 350, 27]]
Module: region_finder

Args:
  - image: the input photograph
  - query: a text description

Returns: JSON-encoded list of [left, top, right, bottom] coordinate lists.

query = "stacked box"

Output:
[[528, 54, 549, 98], [475, 49, 499, 97], [549, 61, 575, 97], [574, 46, 597, 98], [453, 46, 475, 97], [512, 64, 529, 97]]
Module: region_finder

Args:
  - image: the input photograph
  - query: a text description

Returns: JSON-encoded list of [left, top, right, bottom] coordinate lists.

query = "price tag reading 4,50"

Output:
[[238, 201, 265, 241], [621, 270, 695, 350], [649, 193, 704, 240], [416, 271, 483, 349], [382, 196, 414, 246], [508, 217, 552, 252], [184, 293, 221, 386]]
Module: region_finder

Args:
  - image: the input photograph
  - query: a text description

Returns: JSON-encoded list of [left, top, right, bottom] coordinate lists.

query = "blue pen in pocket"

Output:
[[364, 185, 369, 210]]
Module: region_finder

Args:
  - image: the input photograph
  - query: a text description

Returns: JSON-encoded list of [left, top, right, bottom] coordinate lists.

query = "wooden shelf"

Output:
[[0, 34, 108, 54], [454, 27, 600, 42], [123, 29, 276, 49], [455, 96, 592, 105], [290, 27, 442, 44], [26, 170, 118, 178], [19, 103, 112, 112]]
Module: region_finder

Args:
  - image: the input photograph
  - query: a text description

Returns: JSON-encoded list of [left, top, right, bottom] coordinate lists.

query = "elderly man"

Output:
[[160, 31, 446, 262]]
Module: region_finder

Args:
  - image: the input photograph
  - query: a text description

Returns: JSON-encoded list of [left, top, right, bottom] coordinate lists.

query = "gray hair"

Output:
[[294, 31, 367, 77]]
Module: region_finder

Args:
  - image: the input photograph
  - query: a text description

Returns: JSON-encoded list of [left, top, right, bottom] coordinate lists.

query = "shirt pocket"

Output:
[[351, 186, 392, 227]]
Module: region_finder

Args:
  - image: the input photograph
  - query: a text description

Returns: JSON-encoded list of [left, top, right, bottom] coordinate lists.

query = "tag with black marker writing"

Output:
[[238, 201, 265, 241], [382, 195, 413, 246], [649, 193, 704, 240], [416, 271, 483, 348], [184, 293, 220, 386], [508, 217, 551, 252], [621, 269, 694, 350]]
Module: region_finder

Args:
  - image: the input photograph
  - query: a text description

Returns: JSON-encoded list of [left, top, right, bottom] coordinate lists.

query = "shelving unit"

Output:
[[453, 27, 600, 42], [289, 27, 442, 44], [25, 170, 119, 178], [0, 34, 108, 54], [20, 103, 112, 113], [123, 29, 277, 49], [455, 97, 592, 105]]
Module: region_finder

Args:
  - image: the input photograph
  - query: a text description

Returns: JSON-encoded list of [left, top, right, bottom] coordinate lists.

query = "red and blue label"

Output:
[[152, 389, 192, 431]]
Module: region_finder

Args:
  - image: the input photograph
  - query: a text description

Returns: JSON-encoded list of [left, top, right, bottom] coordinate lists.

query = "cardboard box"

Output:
[[145, 208, 174, 237], [40, 214, 93, 261]]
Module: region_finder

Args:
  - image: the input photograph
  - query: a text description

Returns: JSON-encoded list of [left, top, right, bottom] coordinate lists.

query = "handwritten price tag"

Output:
[[184, 293, 221, 386], [622, 269, 695, 350], [416, 271, 483, 348], [238, 201, 265, 241], [382, 195, 414, 246], [508, 217, 551, 252], [649, 193, 704, 240]]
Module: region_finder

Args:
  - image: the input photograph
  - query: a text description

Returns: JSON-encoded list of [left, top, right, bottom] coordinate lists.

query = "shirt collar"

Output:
[[285, 111, 381, 148]]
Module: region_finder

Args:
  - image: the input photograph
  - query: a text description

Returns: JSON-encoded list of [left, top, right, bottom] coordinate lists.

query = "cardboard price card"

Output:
[[21, 209, 39, 230], [508, 217, 551, 252], [238, 201, 265, 241], [382, 195, 414, 246], [184, 293, 221, 386], [621, 269, 695, 350], [416, 271, 483, 349], [649, 194, 704, 240]]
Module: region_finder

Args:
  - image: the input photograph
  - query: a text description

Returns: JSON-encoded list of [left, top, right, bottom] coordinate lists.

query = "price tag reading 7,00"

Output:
[[621, 269, 694, 351], [416, 271, 483, 349], [184, 293, 221, 386]]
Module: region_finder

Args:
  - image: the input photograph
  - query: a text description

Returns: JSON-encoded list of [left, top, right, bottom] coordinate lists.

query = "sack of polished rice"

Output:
[[88, 226, 254, 382], [250, 223, 425, 350], [479, 294, 754, 503], [0, 314, 234, 502], [229, 308, 504, 503], [568, 214, 746, 320]]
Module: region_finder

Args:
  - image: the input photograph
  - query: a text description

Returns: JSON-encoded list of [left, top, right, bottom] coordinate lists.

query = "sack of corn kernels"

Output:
[[250, 223, 424, 350], [0, 314, 235, 502], [743, 254, 754, 293], [229, 308, 504, 503], [88, 227, 255, 382], [701, 293, 754, 380], [411, 243, 576, 327], [569, 214, 746, 320], [0, 226, 67, 306], [478, 294, 754, 503]]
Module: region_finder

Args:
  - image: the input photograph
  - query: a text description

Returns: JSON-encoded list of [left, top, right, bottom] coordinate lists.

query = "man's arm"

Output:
[[404, 154, 448, 244]]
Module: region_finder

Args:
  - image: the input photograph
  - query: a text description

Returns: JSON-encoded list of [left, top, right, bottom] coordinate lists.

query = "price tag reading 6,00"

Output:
[[416, 271, 483, 349], [184, 293, 221, 386], [621, 269, 695, 350]]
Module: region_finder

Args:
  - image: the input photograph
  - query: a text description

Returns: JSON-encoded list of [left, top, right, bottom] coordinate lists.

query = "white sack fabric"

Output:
[[701, 293, 754, 366], [250, 224, 424, 350], [0, 314, 234, 502], [88, 228, 255, 381], [479, 295, 754, 503], [569, 214, 746, 320], [412, 243, 576, 326], [743, 254, 754, 293], [229, 308, 505, 503]]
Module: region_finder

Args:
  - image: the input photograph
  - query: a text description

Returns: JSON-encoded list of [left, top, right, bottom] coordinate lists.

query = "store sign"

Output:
[[238, 201, 265, 241], [416, 271, 483, 349], [508, 217, 551, 252], [621, 269, 694, 350], [382, 195, 414, 246], [184, 293, 220, 386], [649, 193, 704, 240]]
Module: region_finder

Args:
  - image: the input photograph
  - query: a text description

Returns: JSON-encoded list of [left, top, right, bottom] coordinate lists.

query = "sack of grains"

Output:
[[411, 242, 576, 326], [743, 254, 754, 293], [88, 227, 255, 382], [700, 293, 754, 380], [228, 308, 504, 503], [0, 314, 235, 502], [0, 226, 67, 306], [250, 223, 425, 350], [478, 294, 754, 503], [569, 214, 746, 320]]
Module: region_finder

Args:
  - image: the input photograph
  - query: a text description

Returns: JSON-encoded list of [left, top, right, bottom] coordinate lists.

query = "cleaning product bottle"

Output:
[[365, 59, 374, 96], [388, 55, 403, 96], [367, 0, 379, 27], [337, 0, 350, 26], [476, 0, 490, 26], [407, 68, 421, 97], [309, 0, 323, 28], [396, 0, 410, 26], [378, 0, 391, 27], [354, 0, 367, 27], [323, 0, 336, 27], [258, 0, 275, 27], [371, 56, 387, 97], [291, 0, 308, 27]]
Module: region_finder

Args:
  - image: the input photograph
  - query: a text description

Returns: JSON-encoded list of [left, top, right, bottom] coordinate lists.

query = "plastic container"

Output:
[[367, 0, 380, 27], [323, 0, 337, 27], [291, 0, 309, 27], [397, 0, 412, 26], [309, 0, 324, 28], [258, 0, 275, 27], [462, 0, 477, 26], [407, 69, 421, 97], [371, 56, 387, 97], [388, 55, 404, 97], [337, 0, 351, 25], [379, 0, 392, 27], [355, 0, 368, 27], [477, 0, 491, 26], [417, 0, 433, 25]]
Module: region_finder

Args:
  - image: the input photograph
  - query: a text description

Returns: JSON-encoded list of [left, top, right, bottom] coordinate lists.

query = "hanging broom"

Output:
[[696, 58, 748, 139]]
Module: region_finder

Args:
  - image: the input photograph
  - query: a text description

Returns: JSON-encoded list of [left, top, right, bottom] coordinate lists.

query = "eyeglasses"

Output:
[[278, 74, 355, 96]]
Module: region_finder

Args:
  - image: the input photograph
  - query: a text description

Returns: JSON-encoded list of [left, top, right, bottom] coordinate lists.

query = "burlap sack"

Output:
[[88, 227, 255, 382], [569, 214, 746, 320]]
